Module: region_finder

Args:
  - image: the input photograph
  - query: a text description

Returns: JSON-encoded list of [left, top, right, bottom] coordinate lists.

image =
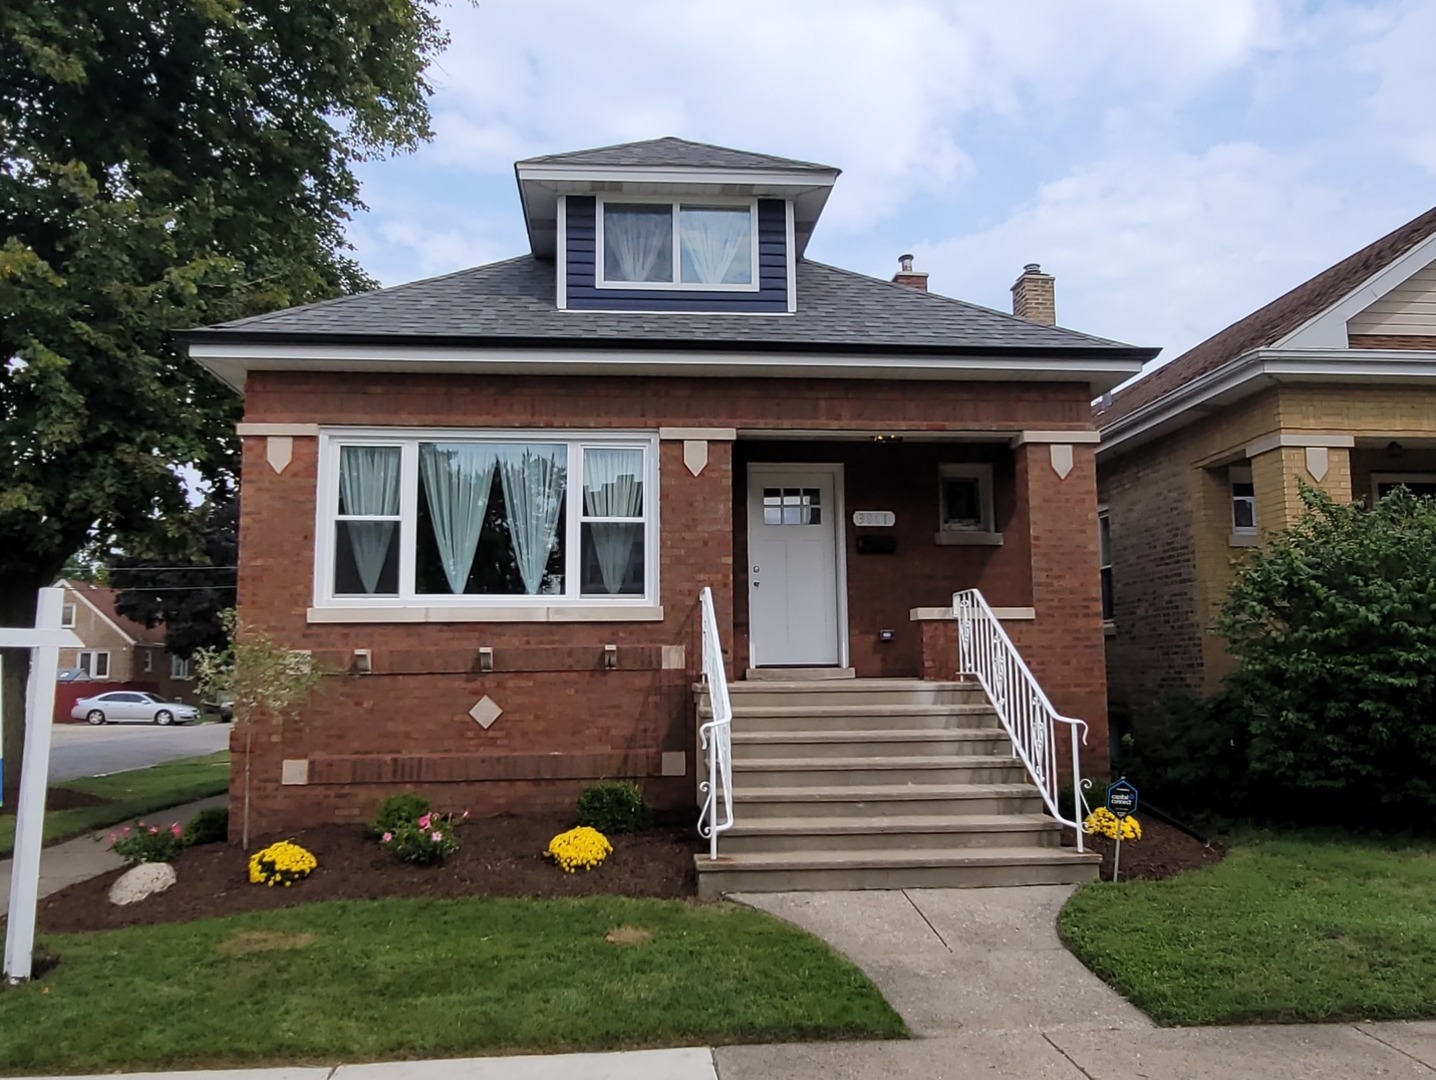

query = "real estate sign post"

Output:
[[2, 587, 81, 983]]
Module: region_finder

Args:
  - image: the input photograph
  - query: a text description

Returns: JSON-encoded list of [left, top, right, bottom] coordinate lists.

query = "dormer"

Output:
[[515, 137, 840, 313]]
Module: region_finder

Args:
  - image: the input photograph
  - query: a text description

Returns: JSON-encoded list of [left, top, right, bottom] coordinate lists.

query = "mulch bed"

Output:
[[1065, 816, 1224, 881], [38, 813, 699, 932]]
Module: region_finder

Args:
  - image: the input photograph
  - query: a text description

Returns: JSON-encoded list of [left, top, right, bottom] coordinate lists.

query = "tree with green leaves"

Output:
[[1, 0, 449, 804], [1217, 484, 1436, 820]]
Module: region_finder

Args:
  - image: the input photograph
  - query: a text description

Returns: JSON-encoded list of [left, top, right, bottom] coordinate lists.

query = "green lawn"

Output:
[[1059, 833, 1436, 1026], [0, 751, 230, 857], [0, 896, 905, 1074]]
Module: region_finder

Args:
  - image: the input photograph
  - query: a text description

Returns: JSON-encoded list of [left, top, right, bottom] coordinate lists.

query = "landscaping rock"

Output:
[[108, 863, 177, 906]]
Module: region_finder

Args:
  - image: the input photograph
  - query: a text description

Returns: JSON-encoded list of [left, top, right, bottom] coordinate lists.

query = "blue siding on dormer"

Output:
[[564, 197, 789, 312]]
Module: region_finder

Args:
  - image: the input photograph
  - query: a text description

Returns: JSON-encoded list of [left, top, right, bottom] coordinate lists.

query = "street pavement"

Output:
[[48, 720, 230, 783]]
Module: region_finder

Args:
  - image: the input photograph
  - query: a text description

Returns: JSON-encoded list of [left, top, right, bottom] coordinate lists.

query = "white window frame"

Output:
[[1372, 472, 1436, 501], [937, 464, 996, 533], [171, 654, 192, 680], [1230, 465, 1257, 534], [1098, 506, 1113, 623], [77, 650, 111, 679], [594, 195, 761, 292], [141, 649, 154, 673], [61, 603, 76, 628], [313, 428, 661, 614]]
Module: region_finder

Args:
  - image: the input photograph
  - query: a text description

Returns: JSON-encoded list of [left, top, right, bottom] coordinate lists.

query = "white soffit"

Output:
[[1276, 230, 1436, 350]]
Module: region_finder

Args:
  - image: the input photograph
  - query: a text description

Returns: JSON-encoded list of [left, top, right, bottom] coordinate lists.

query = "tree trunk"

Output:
[[0, 583, 41, 810]]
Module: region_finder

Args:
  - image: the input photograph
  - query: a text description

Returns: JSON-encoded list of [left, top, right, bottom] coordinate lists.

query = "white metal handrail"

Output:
[[696, 586, 734, 858], [953, 589, 1088, 852]]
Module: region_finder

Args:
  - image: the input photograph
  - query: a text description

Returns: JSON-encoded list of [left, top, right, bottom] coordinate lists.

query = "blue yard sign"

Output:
[[1106, 778, 1139, 819]]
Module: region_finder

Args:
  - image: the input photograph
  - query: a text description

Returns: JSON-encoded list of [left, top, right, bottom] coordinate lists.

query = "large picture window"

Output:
[[317, 432, 657, 609], [598, 198, 757, 290]]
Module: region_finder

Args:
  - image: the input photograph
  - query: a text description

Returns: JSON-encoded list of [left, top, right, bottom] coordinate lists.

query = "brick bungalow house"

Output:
[[54, 579, 194, 705], [1097, 204, 1436, 722], [185, 138, 1156, 890]]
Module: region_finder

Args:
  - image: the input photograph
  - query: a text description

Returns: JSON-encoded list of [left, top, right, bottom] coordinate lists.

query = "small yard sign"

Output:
[[1106, 778, 1138, 819]]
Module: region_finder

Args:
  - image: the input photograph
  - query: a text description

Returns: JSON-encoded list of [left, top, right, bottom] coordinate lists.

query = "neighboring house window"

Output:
[[1098, 507, 1113, 622], [171, 654, 192, 680], [1230, 466, 1257, 533], [61, 603, 76, 628], [142, 650, 154, 673], [938, 464, 995, 533], [597, 198, 758, 290], [1373, 473, 1436, 500], [77, 651, 110, 679], [317, 432, 657, 608]]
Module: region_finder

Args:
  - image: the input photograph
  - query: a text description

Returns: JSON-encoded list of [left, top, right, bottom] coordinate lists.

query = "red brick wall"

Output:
[[233, 370, 1103, 834]]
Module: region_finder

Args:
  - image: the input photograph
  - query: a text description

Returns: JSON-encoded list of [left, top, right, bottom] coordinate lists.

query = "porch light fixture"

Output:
[[1388, 441, 1405, 459], [871, 434, 903, 443]]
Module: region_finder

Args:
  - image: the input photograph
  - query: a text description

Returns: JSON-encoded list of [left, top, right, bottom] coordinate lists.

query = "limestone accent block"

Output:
[[661, 751, 687, 777], [469, 695, 503, 729], [1049, 444, 1074, 480], [109, 862, 177, 907], [281, 758, 310, 786], [1305, 445, 1330, 482], [266, 435, 293, 474], [661, 644, 686, 670], [683, 440, 709, 476]]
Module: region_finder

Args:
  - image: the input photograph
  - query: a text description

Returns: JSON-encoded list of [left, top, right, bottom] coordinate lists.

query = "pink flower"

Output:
[[431, 831, 442, 842], [120, 827, 131, 836], [108, 833, 117, 844], [148, 827, 158, 835], [170, 824, 182, 837], [461, 810, 470, 819], [381, 832, 393, 843], [417, 814, 431, 829]]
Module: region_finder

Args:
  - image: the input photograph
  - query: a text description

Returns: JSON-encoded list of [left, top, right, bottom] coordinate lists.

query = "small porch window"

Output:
[[1373, 473, 1436, 500], [1230, 466, 1257, 534], [142, 649, 154, 673], [938, 464, 995, 533], [598, 198, 758, 290], [61, 603, 76, 628], [171, 655, 192, 680]]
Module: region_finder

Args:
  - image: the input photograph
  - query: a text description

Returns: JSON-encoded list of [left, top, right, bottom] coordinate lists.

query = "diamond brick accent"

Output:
[[469, 695, 502, 729]]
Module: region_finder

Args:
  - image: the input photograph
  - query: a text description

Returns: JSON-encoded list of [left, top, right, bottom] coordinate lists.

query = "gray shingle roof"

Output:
[[516, 136, 838, 175], [190, 257, 1151, 357]]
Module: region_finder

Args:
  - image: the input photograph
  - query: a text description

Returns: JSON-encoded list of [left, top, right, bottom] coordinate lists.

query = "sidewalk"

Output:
[[0, 794, 225, 911]]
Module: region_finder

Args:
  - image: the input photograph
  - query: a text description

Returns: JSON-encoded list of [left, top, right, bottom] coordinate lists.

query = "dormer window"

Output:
[[598, 198, 757, 290]]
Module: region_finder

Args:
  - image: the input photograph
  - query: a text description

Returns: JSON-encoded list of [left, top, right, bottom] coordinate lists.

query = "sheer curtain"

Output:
[[583, 448, 643, 595], [497, 445, 566, 594], [604, 205, 672, 282], [419, 443, 498, 594], [338, 446, 401, 594], [679, 207, 751, 284]]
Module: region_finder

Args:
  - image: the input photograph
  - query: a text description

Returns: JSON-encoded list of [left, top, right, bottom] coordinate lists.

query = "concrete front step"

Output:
[[721, 679, 989, 709], [695, 846, 1100, 898], [733, 756, 1028, 787], [721, 813, 1062, 854], [705, 703, 1002, 731], [731, 728, 1013, 758], [733, 783, 1043, 818]]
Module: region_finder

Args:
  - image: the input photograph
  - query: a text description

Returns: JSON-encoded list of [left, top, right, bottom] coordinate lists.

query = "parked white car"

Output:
[[71, 692, 200, 726]]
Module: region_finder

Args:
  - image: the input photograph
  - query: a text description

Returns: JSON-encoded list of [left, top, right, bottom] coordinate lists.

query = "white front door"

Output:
[[747, 466, 844, 667]]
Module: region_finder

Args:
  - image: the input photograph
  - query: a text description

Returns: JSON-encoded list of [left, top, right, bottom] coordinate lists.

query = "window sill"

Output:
[[1228, 532, 1260, 548], [1103, 620, 1117, 638], [934, 531, 1004, 547], [306, 605, 665, 625]]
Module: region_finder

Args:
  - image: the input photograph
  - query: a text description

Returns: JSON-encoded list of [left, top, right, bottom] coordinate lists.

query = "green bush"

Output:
[[370, 793, 431, 839], [109, 821, 183, 865], [576, 780, 651, 835], [1112, 691, 1250, 823], [182, 807, 229, 846], [1217, 484, 1436, 821], [381, 810, 462, 866]]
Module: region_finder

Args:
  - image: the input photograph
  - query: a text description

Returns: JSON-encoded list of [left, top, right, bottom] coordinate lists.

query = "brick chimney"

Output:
[[892, 253, 928, 292], [1011, 263, 1056, 325]]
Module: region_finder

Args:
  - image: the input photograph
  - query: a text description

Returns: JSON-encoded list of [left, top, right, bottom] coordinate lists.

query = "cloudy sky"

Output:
[[347, 0, 1436, 369]]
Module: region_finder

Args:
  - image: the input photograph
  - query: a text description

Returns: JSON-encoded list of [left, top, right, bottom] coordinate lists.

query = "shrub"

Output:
[[1113, 690, 1250, 823], [576, 780, 651, 835], [109, 821, 183, 865], [182, 807, 230, 847], [381, 809, 464, 866], [248, 840, 317, 887], [370, 793, 431, 839], [1217, 484, 1436, 821], [546, 826, 612, 873]]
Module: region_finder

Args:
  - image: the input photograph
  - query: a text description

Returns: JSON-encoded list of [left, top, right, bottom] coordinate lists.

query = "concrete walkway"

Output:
[[0, 794, 225, 911]]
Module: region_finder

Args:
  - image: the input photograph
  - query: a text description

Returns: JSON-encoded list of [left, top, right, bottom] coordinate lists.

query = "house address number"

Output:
[[852, 510, 896, 528]]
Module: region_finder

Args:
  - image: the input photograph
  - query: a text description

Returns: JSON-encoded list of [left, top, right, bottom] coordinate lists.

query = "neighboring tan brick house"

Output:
[[1097, 204, 1436, 722], [184, 138, 1156, 838], [54, 580, 194, 701]]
